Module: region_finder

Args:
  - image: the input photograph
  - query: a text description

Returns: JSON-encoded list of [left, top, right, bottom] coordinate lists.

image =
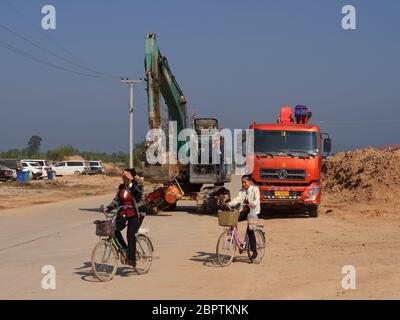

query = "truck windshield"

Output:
[[254, 130, 318, 155]]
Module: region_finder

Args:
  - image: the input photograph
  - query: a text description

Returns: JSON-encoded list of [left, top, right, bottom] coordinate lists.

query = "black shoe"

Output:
[[250, 252, 258, 261], [127, 260, 136, 268]]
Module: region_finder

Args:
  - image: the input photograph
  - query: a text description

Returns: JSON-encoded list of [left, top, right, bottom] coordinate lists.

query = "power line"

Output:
[[0, 22, 119, 79], [5, 0, 87, 65], [2, 0, 120, 79], [0, 39, 118, 79], [136, 86, 148, 104]]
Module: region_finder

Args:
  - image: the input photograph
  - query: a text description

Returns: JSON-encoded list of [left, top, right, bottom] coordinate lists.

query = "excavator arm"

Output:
[[144, 33, 188, 134], [142, 33, 231, 214]]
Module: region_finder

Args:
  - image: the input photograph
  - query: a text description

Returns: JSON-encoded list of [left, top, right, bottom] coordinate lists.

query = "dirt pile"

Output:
[[322, 147, 400, 203], [103, 162, 125, 176], [64, 155, 84, 161]]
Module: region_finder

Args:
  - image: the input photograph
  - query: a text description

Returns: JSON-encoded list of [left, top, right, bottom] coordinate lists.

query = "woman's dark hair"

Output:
[[241, 174, 257, 185], [124, 168, 137, 177]]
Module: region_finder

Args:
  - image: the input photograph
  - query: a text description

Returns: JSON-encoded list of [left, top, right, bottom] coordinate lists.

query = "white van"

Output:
[[52, 160, 90, 176], [89, 160, 105, 175]]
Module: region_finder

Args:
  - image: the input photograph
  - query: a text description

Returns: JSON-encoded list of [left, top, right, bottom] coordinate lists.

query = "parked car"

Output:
[[88, 160, 105, 175], [52, 160, 90, 176], [0, 159, 21, 171], [0, 159, 21, 180], [0, 164, 14, 181], [20, 159, 50, 178], [21, 161, 43, 180], [11, 169, 17, 180]]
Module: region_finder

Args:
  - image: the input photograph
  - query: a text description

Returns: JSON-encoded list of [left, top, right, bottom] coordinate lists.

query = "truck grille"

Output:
[[262, 190, 303, 199], [260, 168, 306, 181]]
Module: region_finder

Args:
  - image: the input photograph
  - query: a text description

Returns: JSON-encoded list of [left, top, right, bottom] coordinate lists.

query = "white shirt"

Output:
[[228, 185, 261, 215]]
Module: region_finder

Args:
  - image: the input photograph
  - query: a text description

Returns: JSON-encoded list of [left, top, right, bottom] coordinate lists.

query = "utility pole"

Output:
[[120, 78, 143, 169]]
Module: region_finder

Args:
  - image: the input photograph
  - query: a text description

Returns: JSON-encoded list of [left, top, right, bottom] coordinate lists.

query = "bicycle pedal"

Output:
[[120, 253, 128, 265]]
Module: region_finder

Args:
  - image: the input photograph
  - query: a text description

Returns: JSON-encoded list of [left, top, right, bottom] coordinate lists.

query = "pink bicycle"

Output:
[[216, 209, 266, 266]]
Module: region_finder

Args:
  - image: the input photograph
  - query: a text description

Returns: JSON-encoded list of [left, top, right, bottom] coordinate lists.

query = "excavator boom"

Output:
[[145, 33, 188, 134]]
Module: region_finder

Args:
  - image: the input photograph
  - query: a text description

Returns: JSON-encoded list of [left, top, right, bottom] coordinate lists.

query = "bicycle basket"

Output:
[[218, 210, 240, 227], [94, 220, 113, 237]]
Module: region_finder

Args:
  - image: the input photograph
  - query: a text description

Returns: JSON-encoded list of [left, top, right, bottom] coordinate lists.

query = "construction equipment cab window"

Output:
[[255, 130, 318, 155]]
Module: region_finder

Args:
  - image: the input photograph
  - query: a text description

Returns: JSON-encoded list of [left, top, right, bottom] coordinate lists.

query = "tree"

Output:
[[46, 144, 79, 161], [27, 135, 42, 156], [132, 141, 146, 166]]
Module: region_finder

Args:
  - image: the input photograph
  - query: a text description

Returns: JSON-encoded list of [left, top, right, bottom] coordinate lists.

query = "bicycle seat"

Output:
[[136, 228, 150, 235]]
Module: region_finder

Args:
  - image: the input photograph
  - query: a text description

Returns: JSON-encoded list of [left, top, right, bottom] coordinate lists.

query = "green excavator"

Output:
[[141, 33, 231, 214]]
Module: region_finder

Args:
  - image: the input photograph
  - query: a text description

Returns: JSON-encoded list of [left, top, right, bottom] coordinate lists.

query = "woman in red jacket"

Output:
[[106, 168, 144, 267]]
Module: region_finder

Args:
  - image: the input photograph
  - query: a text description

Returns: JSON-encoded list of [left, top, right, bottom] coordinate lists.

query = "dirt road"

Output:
[[0, 175, 121, 210], [1, 176, 399, 299]]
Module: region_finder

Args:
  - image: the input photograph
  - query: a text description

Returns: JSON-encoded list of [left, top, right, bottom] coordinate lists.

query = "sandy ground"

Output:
[[0, 175, 399, 300], [320, 193, 400, 218], [0, 175, 122, 210]]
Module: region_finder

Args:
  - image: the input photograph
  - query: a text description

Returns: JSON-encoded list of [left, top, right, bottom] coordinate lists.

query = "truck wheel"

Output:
[[308, 206, 318, 218]]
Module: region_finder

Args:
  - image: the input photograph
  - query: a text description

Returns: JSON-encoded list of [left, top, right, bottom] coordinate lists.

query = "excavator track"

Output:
[[196, 186, 230, 214]]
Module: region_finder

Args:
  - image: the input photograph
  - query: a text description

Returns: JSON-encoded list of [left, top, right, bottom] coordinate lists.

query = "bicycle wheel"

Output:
[[135, 235, 153, 274], [247, 229, 266, 264], [91, 240, 118, 281], [216, 230, 236, 267]]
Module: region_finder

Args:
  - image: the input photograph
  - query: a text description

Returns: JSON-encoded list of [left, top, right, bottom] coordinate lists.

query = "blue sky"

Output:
[[0, 0, 399, 153]]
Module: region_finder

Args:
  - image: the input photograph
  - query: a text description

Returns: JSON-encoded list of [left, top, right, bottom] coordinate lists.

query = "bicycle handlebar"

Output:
[[221, 203, 236, 212], [99, 204, 135, 219]]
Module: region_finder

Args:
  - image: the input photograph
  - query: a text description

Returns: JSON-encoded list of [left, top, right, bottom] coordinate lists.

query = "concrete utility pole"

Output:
[[120, 79, 143, 169]]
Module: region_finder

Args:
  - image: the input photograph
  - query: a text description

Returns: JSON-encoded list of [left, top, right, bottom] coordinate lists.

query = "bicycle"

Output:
[[216, 207, 266, 267], [91, 205, 154, 281]]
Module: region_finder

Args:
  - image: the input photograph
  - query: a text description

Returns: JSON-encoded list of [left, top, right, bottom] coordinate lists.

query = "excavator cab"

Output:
[[193, 118, 218, 132], [190, 117, 231, 185]]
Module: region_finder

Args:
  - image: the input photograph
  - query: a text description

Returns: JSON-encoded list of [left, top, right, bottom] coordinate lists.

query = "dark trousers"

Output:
[[115, 214, 141, 261], [238, 210, 257, 253]]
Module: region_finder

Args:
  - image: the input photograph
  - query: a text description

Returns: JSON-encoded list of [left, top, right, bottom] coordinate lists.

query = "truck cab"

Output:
[[249, 105, 331, 217]]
